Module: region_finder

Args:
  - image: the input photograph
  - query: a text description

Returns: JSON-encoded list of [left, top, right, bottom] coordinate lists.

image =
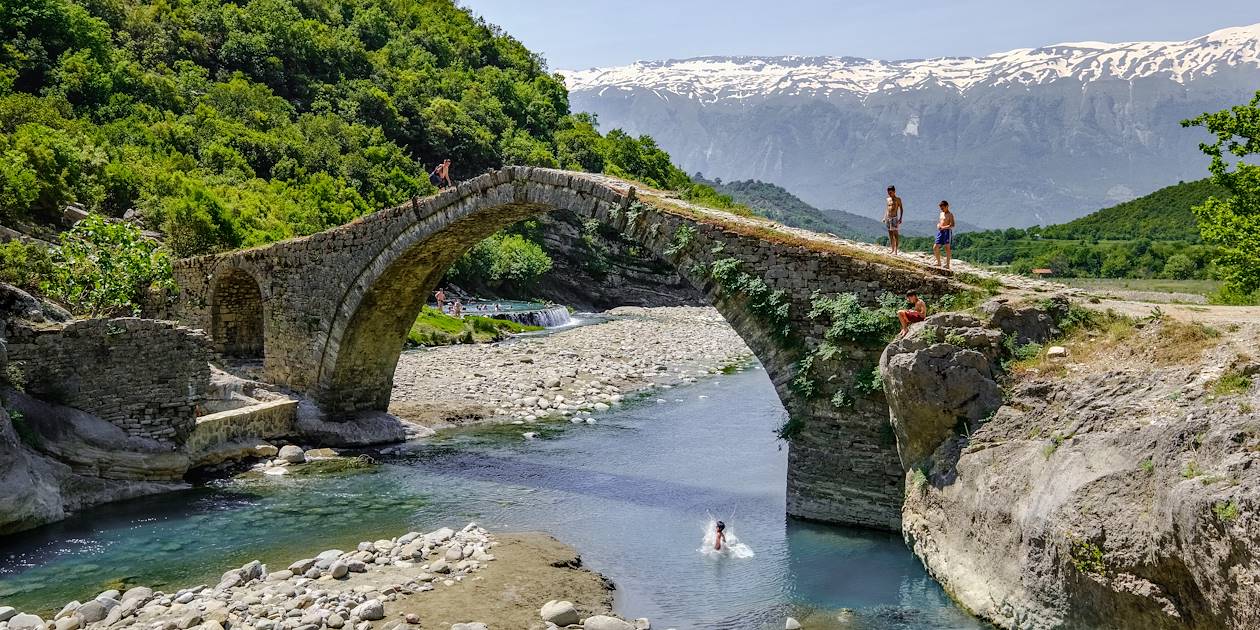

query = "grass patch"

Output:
[[955, 271, 1005, 295], [910, 468, 928, 493], [1212, 371, 1253, 396], [1069, 538, 1107, 575], [406, 306, 541, 347], [1139, 459, 1155, 475], [1214, 500, 1239, 522], [1152, 320, 1221, 366], [287, 456, 378, 477], [7, 408, 40, 448], [1042, 433, 1064, 459], [1182, 460, 1203, 479]]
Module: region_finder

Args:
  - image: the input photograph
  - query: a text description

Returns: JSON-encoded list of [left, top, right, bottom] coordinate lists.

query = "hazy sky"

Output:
[[460, 0, 1260, 70]]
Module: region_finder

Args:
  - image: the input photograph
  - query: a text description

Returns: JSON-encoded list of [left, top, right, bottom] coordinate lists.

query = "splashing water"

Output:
[[698, 517, 755, 559]]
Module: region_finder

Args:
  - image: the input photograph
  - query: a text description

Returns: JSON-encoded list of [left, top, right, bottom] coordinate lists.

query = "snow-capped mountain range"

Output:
[[564, 24, 1260, 101], [562, 24, 1260, 228]]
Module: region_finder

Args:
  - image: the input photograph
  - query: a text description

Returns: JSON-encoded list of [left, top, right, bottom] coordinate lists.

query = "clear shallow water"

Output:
[[0, 367, 985, 629]]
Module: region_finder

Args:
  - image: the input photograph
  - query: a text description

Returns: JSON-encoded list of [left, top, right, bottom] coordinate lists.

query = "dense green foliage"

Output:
[[900, 179, 1224, 281], [1182, 91, 1260, 302], [0, 0, 742, 308], [446, 229, 553, 288], [2, 217, 174, 315]]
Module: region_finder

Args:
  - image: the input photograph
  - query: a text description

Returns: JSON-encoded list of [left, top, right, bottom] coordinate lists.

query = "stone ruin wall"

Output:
[[4, 317, 212, 443]]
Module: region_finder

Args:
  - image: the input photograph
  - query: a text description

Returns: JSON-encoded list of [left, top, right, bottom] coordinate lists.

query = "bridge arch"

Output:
[[173, 167, 959, 530], [209, 267, 265, 360]]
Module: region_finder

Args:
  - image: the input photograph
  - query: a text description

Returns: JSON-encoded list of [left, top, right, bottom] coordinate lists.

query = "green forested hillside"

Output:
[[0, 0, 737, 314], [902, 179, 1224, 280], [1039, 179, 1227, 241], [0, 0, 720, 256], [694, 176, 871, 239]]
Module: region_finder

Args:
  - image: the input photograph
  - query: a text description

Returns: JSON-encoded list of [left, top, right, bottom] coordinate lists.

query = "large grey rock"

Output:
[[902, 318, 1260, 629], [74, 601, 108, 624], [328, 561, 349, 579], [582, 616, 635, 630], [120, 586, 153, 603], [287, 558, 316, 573], [980, 297, 1064, 346], [0, 283, 71, 324], [0, 606, 19, 622], [9, 613, 46, 630], [881, 339, 1003, 470], [350, 600, 383, 621], [450, 624, 488, 630], [539, 600, 579, 626], [278, 445, 305, 464]]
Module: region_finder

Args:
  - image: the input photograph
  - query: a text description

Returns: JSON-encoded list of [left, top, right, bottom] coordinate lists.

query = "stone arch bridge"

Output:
[[172, 167, 961, 530]]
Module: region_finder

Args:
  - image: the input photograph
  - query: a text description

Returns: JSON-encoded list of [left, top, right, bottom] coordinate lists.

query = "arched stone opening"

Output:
[[211, 268, 265, 360]]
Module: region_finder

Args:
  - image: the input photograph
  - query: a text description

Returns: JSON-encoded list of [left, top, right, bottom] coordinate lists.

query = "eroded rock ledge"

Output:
[[882, 297, 1260, 629]]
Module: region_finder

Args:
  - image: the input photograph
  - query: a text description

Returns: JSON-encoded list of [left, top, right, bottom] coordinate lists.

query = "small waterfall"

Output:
[[499, 305, 571, 328]]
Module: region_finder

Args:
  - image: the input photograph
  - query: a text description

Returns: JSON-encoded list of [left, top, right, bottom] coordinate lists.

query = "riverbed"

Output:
[[0, 311, 984, 629]]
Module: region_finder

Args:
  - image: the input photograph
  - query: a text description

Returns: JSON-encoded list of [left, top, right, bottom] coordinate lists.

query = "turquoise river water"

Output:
[[0, 364, 986, 629]]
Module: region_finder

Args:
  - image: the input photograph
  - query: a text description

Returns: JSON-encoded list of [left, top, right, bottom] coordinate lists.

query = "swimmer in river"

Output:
[[714, 521, 726, 551]]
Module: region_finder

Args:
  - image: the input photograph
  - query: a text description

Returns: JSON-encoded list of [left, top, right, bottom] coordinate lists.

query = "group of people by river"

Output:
[[883, 184, 956, 270]]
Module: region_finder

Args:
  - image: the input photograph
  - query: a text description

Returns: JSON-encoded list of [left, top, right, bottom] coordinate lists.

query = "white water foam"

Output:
[[698, 517, 754, 559]]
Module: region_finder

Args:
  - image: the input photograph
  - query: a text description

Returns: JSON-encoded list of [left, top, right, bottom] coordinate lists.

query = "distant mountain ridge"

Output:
[[697, 177, 979, 239], [563, 24, 1260, 229]]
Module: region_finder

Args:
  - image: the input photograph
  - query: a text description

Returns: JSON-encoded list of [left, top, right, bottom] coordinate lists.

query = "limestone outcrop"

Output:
[[883, 301, 1260, 629], [0, 400, 187, 535]]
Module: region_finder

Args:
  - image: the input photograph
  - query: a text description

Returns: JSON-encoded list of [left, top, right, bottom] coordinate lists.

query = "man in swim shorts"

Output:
[[934, 200, 955, 270], [884, 185, 904, 254], [897, 290, 927, 338]]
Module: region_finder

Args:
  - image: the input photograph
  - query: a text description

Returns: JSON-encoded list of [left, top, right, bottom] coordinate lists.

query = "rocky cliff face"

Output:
[[882, 300, 1260, 629], [0, 284, 193, 534]]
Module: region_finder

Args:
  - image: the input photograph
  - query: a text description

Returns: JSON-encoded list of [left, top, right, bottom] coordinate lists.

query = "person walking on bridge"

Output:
[[429, 158, 452, 189], [884, 185, 904, 254]]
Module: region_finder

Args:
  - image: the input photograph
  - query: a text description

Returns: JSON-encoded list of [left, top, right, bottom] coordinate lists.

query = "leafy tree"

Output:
[[44, 214, 176, 316], [1182, 91, 1260, 299]]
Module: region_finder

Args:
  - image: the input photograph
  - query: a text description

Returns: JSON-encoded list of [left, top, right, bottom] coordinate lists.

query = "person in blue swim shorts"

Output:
[[934, 200, 955, 270]]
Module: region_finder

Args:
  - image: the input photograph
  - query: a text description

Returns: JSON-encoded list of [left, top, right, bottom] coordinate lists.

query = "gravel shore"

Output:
[[388, 306, 752, 428], [0, 525, 643, 630]]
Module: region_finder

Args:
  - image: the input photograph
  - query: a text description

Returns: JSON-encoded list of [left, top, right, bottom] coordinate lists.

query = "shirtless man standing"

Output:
[[934, 200, 955, 270], [885, 185, 904, 254]]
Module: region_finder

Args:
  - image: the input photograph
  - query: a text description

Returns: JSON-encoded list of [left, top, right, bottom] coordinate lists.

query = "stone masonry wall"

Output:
[[5, 318, 211, 443], [183, 399, 297, 459], [171, 167, 960, 529]]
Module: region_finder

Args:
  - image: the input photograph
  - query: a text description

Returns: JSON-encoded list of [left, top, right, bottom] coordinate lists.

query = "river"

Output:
[[0, 364, 985, 629]]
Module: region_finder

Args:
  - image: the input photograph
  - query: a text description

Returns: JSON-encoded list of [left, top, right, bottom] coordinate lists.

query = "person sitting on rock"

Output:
[[897, 290, 927, 338]]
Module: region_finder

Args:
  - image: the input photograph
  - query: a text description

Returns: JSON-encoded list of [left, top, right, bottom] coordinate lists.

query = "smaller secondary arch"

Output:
[[209, 267, 265, 360]]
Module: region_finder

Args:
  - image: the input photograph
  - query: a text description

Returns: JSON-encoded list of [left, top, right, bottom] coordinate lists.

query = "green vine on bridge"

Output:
[[705, 257, 793, 339]]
